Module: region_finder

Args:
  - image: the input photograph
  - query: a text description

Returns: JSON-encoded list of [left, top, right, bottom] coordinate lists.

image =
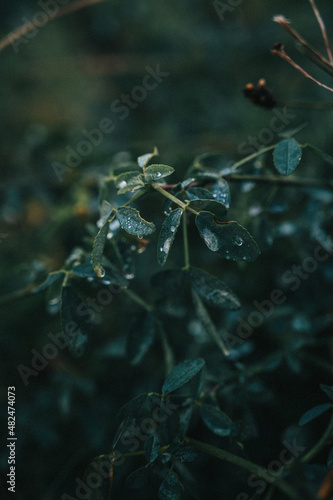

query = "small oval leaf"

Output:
[[137, 147, 158, 168], [92, 211, 113, 274], [186, 187, 214, 200], [273, 138, 302, 176], [144, 164, 175, 182], [158, 471, 184, 500], [117, 207, 155, 237], [188, 267, 241, 310], [157, 208, 183, 266], [189, 199, 228, 219], [195, 211, 260, 261], [212, 178, 231, 209], [126, 313, 155, 365], [200, 403, 235, 437], [299, 403, 332, 426], [144, 434, 160, 463], [162, 358, 205, 395]]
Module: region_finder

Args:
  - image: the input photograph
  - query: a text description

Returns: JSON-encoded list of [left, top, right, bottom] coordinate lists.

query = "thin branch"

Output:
[[272, 16, 333, 72], [271, 44, 333, 94], [302, 410, 333, 464], [309, 0, 333, 64], [227, 174, 333, 191], [0, 0, 104, 53]]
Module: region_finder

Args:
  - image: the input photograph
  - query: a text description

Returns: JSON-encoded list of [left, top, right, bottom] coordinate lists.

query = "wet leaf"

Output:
[[189, 199, 228, 219], [126, 313, 155, 365], [115, 171, 141, 188], [320, 384, 333, 402], [32, 271, 65, 293], [212, 178, 231, 209], [158, 471, 184, 500], [144, 164, 175, 182], [186, 187, 214, 200], [115, 171, 144, 194], [144, 434, 160, 463], [200, 403, 235, 437], [162, 358, 205, 395], [273, 138, 302, 176], [117, 206, 155, 236], [299, 403, 332, 426], [137, 147, 159, 168], [60, 282, 88, 357], [188, 266, 241, 310], [92, 210, 113, 276], [174, 445, 198, 463], [195, 211, 260, 261], [157, 208, 183, 266]]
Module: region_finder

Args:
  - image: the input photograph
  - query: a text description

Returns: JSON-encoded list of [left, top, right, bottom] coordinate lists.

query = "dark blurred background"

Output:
[[1, 1, 333, 498]]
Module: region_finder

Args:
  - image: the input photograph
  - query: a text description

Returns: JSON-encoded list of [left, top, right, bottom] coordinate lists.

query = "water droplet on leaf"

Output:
[[94, 265, 106, 278], [202, 228, 219, 252], [234, 236, 243, 246]]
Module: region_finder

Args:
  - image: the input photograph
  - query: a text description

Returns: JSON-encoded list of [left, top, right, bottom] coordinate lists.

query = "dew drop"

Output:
[[234, 236, 243, 246], [170, 226, 176, 233], [202, 228, 219, 252], [94, 265, 106, 278], [118, 181, 127, 188]]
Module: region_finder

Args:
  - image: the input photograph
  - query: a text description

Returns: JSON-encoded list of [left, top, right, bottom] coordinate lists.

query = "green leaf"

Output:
[[32, 271, 65, 293], [162, 358, 205, 395], [157, 208, 183, 266], [60, 282, 88, 357], [117, 206, 155, 237], [150, 269, 185, 299], [158, 471, 184, 500], [188, 267, 241, 310], [273, 138, 302, 176], [115, 171, 143, 194], [144, 164, 175, 182], [299, 403, 332, 426], [195, 211, 260, 261], [186, 187, 214, 200], [191, 289, 230, 356], [144, 434, 160, 463], [92, 211, 113, 277], [212, 178, 231, 209], [137, 147, 159, 168], [193, 152, 230, 171], [126, 313, 155, 365], [189, 199, 228, 219], [320, 384, 333, 401], [200, 403, 235, 437], [306, 143, 333, 167], [125, 466, 151, 490], [115, 171, 141, 188]]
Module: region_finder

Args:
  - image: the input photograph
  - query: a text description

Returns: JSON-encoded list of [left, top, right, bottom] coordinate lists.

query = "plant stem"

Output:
[[227, 174, 332, 191], [185, 438, 300, 499], [182, 211, 190, 269], [230, 144, 277, 171], [123, 287, 154, 312], [302, 410, 333, 464], [0, 284, 35, 307], [153, 185, 198, 215]]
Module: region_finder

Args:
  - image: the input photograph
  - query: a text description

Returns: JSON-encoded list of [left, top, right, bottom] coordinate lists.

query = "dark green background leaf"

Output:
[[162, 358, 205, 395]]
